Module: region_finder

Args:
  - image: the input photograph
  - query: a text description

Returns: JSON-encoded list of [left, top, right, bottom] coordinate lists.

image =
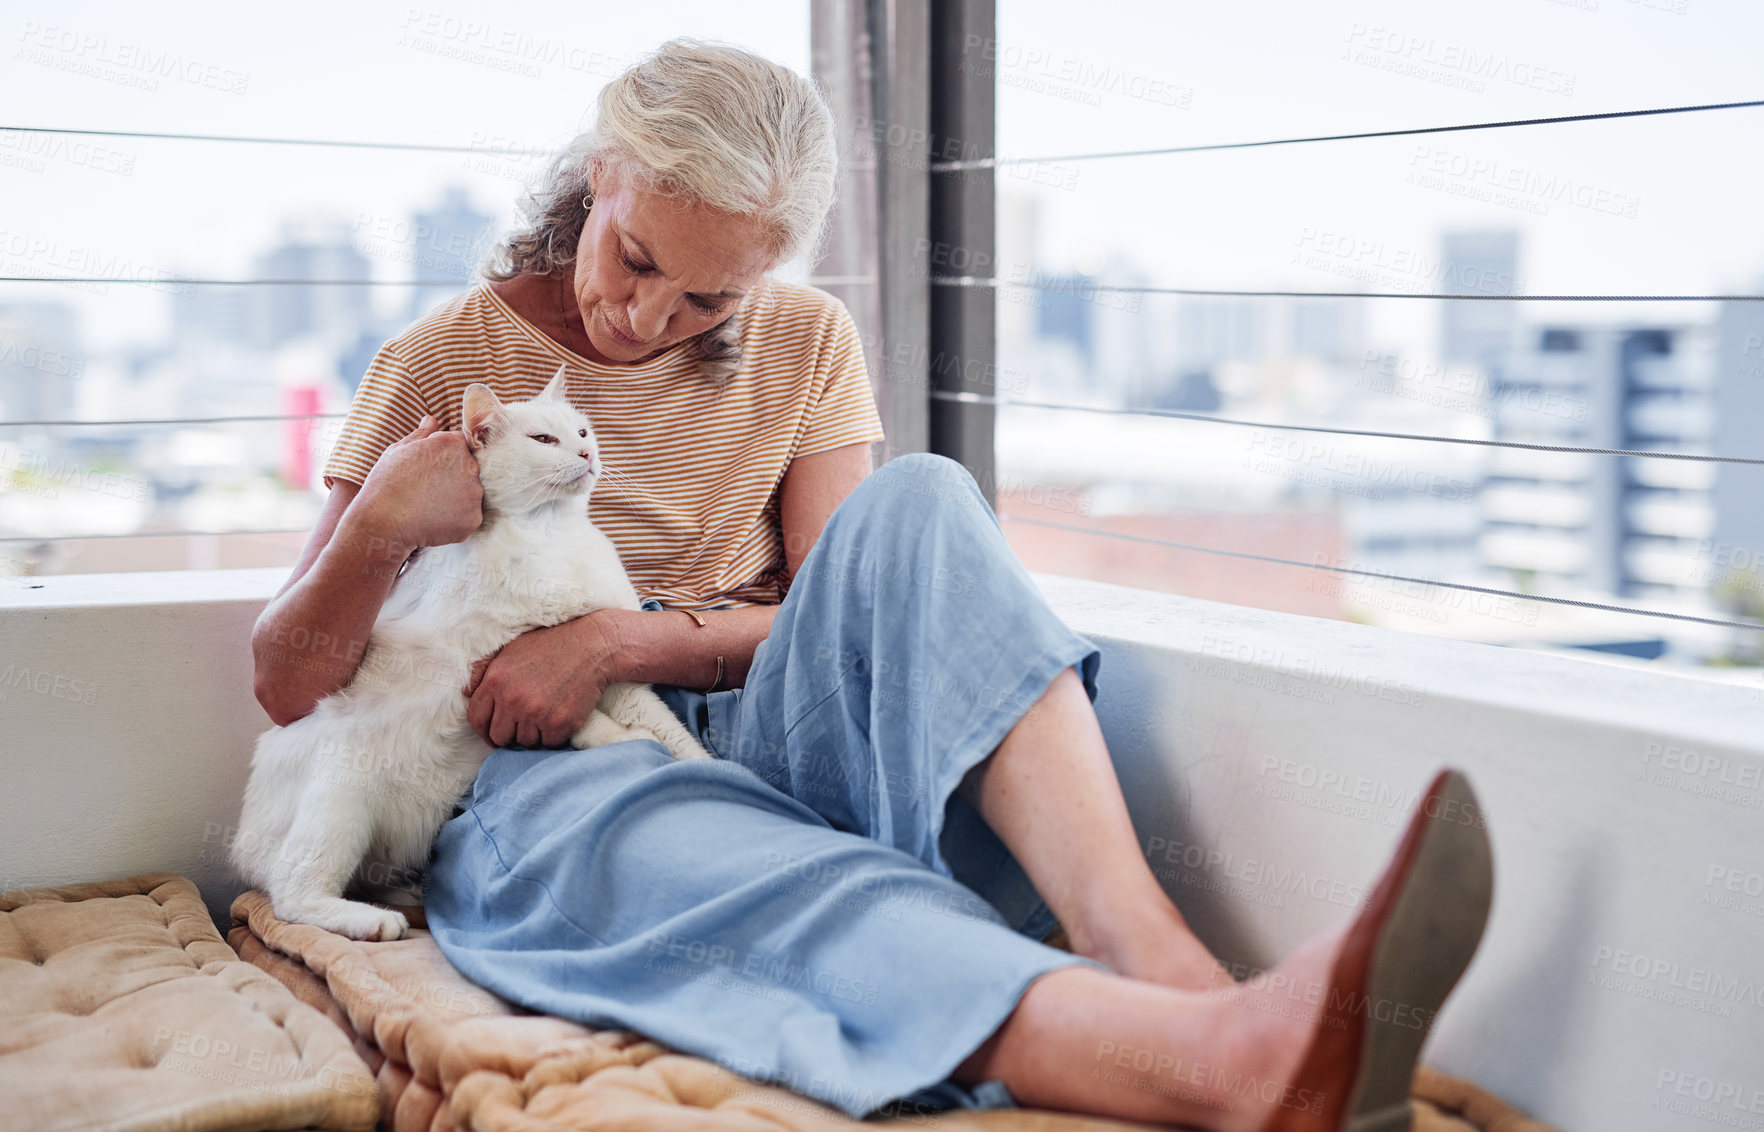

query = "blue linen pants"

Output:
[[423, 452, 1113, 1119]]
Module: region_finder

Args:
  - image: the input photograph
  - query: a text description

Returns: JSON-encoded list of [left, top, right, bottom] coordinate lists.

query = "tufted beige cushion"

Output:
[[229, 891, 1559, 1132], [230, 890, 1175, 1131], [0, 873, 378, 1132]]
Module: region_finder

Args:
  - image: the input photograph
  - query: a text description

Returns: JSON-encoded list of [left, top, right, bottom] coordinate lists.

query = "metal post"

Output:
[[808, 0, 887, 460], [868, 0, 932, 460], [812, 0, 993, 486], [812, 0, 930, 460], [927, 0, 997, 507]]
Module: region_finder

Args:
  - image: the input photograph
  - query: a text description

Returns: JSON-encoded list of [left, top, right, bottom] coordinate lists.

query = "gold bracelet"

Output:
[[675, 608, 725, 694]]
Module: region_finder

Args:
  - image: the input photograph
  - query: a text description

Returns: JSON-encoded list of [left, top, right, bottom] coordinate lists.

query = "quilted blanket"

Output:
[[227, 891, 1556, 1132], [0, 873, 377, 1132]]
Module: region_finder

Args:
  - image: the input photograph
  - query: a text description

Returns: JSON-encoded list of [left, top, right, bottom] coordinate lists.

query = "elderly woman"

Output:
[[252, 38, 1492, 1132]]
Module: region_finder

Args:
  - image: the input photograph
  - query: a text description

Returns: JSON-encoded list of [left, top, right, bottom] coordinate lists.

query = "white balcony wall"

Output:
[[2, 568, 1760, 1132]]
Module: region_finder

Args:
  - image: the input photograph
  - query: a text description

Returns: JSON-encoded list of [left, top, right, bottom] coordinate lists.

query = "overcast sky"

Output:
[[4, 0, 1762, 357]]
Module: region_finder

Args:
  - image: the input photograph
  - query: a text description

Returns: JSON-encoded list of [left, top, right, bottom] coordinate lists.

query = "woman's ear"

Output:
[[461, 384, 507, 449]]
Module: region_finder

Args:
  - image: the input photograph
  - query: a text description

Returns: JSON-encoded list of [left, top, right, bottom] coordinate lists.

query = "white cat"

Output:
[[232, 366, 711, 941]]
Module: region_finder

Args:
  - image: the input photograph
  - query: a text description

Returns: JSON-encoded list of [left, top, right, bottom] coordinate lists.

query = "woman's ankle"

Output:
[[1069, 898, 1232, 991]]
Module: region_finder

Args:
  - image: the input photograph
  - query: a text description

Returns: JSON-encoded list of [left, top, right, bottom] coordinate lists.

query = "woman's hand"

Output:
[[352, 415, 484, 556], [464, 613, 620, 749]]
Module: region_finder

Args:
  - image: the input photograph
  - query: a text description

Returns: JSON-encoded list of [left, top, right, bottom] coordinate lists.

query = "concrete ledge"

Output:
[[1041, 574, 1763, 1132], [3, 567, 1759, 1131], [1, 568, 284, 929]]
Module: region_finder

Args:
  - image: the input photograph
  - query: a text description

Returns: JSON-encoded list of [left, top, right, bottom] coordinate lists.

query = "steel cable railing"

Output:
[[0, 275, 873, 287], [930, 274, 1764, 303], [4, 100, 1762, 635], [0, 528, 311, 543], [927, 391, 1764, 465], [998, 516, 1764, 634], [927, 98, 1764, 634], [929, 97, 1764, 170], [9, 96, 1754, 166], [0, 124, 549, 155]]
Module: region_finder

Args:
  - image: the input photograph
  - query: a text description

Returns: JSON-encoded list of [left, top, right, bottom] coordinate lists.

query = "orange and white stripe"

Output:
[[322, 279, 887, 609]]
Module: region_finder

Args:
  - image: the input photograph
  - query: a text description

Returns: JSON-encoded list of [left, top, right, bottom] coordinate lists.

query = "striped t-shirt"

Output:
[[320, 279, 888, 609]]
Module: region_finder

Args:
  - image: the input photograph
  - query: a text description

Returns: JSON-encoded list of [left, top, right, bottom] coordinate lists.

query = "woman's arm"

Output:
[[602, 437, 876, 683], [252, 417, 484, 725], [463, 440, 876, 749]]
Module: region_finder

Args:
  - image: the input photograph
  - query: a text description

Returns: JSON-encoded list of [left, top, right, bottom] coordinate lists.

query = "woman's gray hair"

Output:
[[485, 38, 840, 383]]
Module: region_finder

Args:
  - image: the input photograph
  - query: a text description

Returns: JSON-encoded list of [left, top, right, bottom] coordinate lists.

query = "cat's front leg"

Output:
[[265, 781, 409, 941], [599, 682, 713, 761], [570, 708, 644, 750]]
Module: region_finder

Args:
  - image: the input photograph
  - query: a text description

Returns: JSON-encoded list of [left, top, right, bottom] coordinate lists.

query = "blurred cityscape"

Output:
[[0, 185, 497, 576], [991, 192, 1764, 676], [3, 184, 1763, 678]]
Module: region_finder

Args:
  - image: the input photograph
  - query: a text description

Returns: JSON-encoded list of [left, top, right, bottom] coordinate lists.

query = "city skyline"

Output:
[[6, 1, 1764, 674], [10, 190, 1764, 669], [5, 1, 1764, 355]]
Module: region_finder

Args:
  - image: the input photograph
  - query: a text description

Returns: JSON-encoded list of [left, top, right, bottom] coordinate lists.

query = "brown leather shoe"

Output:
[[1263, 768, 1494, 1132]]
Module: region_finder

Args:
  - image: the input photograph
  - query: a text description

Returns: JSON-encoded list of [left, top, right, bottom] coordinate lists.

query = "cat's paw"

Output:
[[335, 906, 410, 942], [284, 897, 410, 941], [572, 712, 642, 749]]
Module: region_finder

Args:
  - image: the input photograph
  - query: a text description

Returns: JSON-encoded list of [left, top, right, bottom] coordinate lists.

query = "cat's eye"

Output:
[[530, 433, 558, 445], [577, 428, 587, 438]]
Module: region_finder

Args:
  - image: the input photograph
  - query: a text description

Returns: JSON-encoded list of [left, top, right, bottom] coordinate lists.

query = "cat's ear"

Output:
[[461, 384, 508, 449], [538, 365, 570, 404]]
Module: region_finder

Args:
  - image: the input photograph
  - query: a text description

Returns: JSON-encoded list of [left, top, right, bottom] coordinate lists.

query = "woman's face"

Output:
[[568, 162, 774, 364]]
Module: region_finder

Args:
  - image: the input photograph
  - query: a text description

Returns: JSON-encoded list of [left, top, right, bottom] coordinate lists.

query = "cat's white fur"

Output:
[[232, 366, 711, 941]]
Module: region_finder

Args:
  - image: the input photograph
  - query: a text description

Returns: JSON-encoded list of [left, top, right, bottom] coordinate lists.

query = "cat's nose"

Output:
[[579, 451, 594, 467]]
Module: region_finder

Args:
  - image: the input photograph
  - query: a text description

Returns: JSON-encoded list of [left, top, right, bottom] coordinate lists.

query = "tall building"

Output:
[[1480, 323, 1714, 603], [1089, 253, 1161, 403], [0, 302, 81, 423], [994, 193, 1041, 360], [246, 220, 374, 351], [1172, 296, 1364, 373], [1289, 297, 1366, 365], [406, 186, 496, 323], [1439, 230, 1521, 368], [1174, 297, 1267, 374], [1034, 271, 1096, 363], [171, 286, 250, 350], [1711, 288, 1764, 594]]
